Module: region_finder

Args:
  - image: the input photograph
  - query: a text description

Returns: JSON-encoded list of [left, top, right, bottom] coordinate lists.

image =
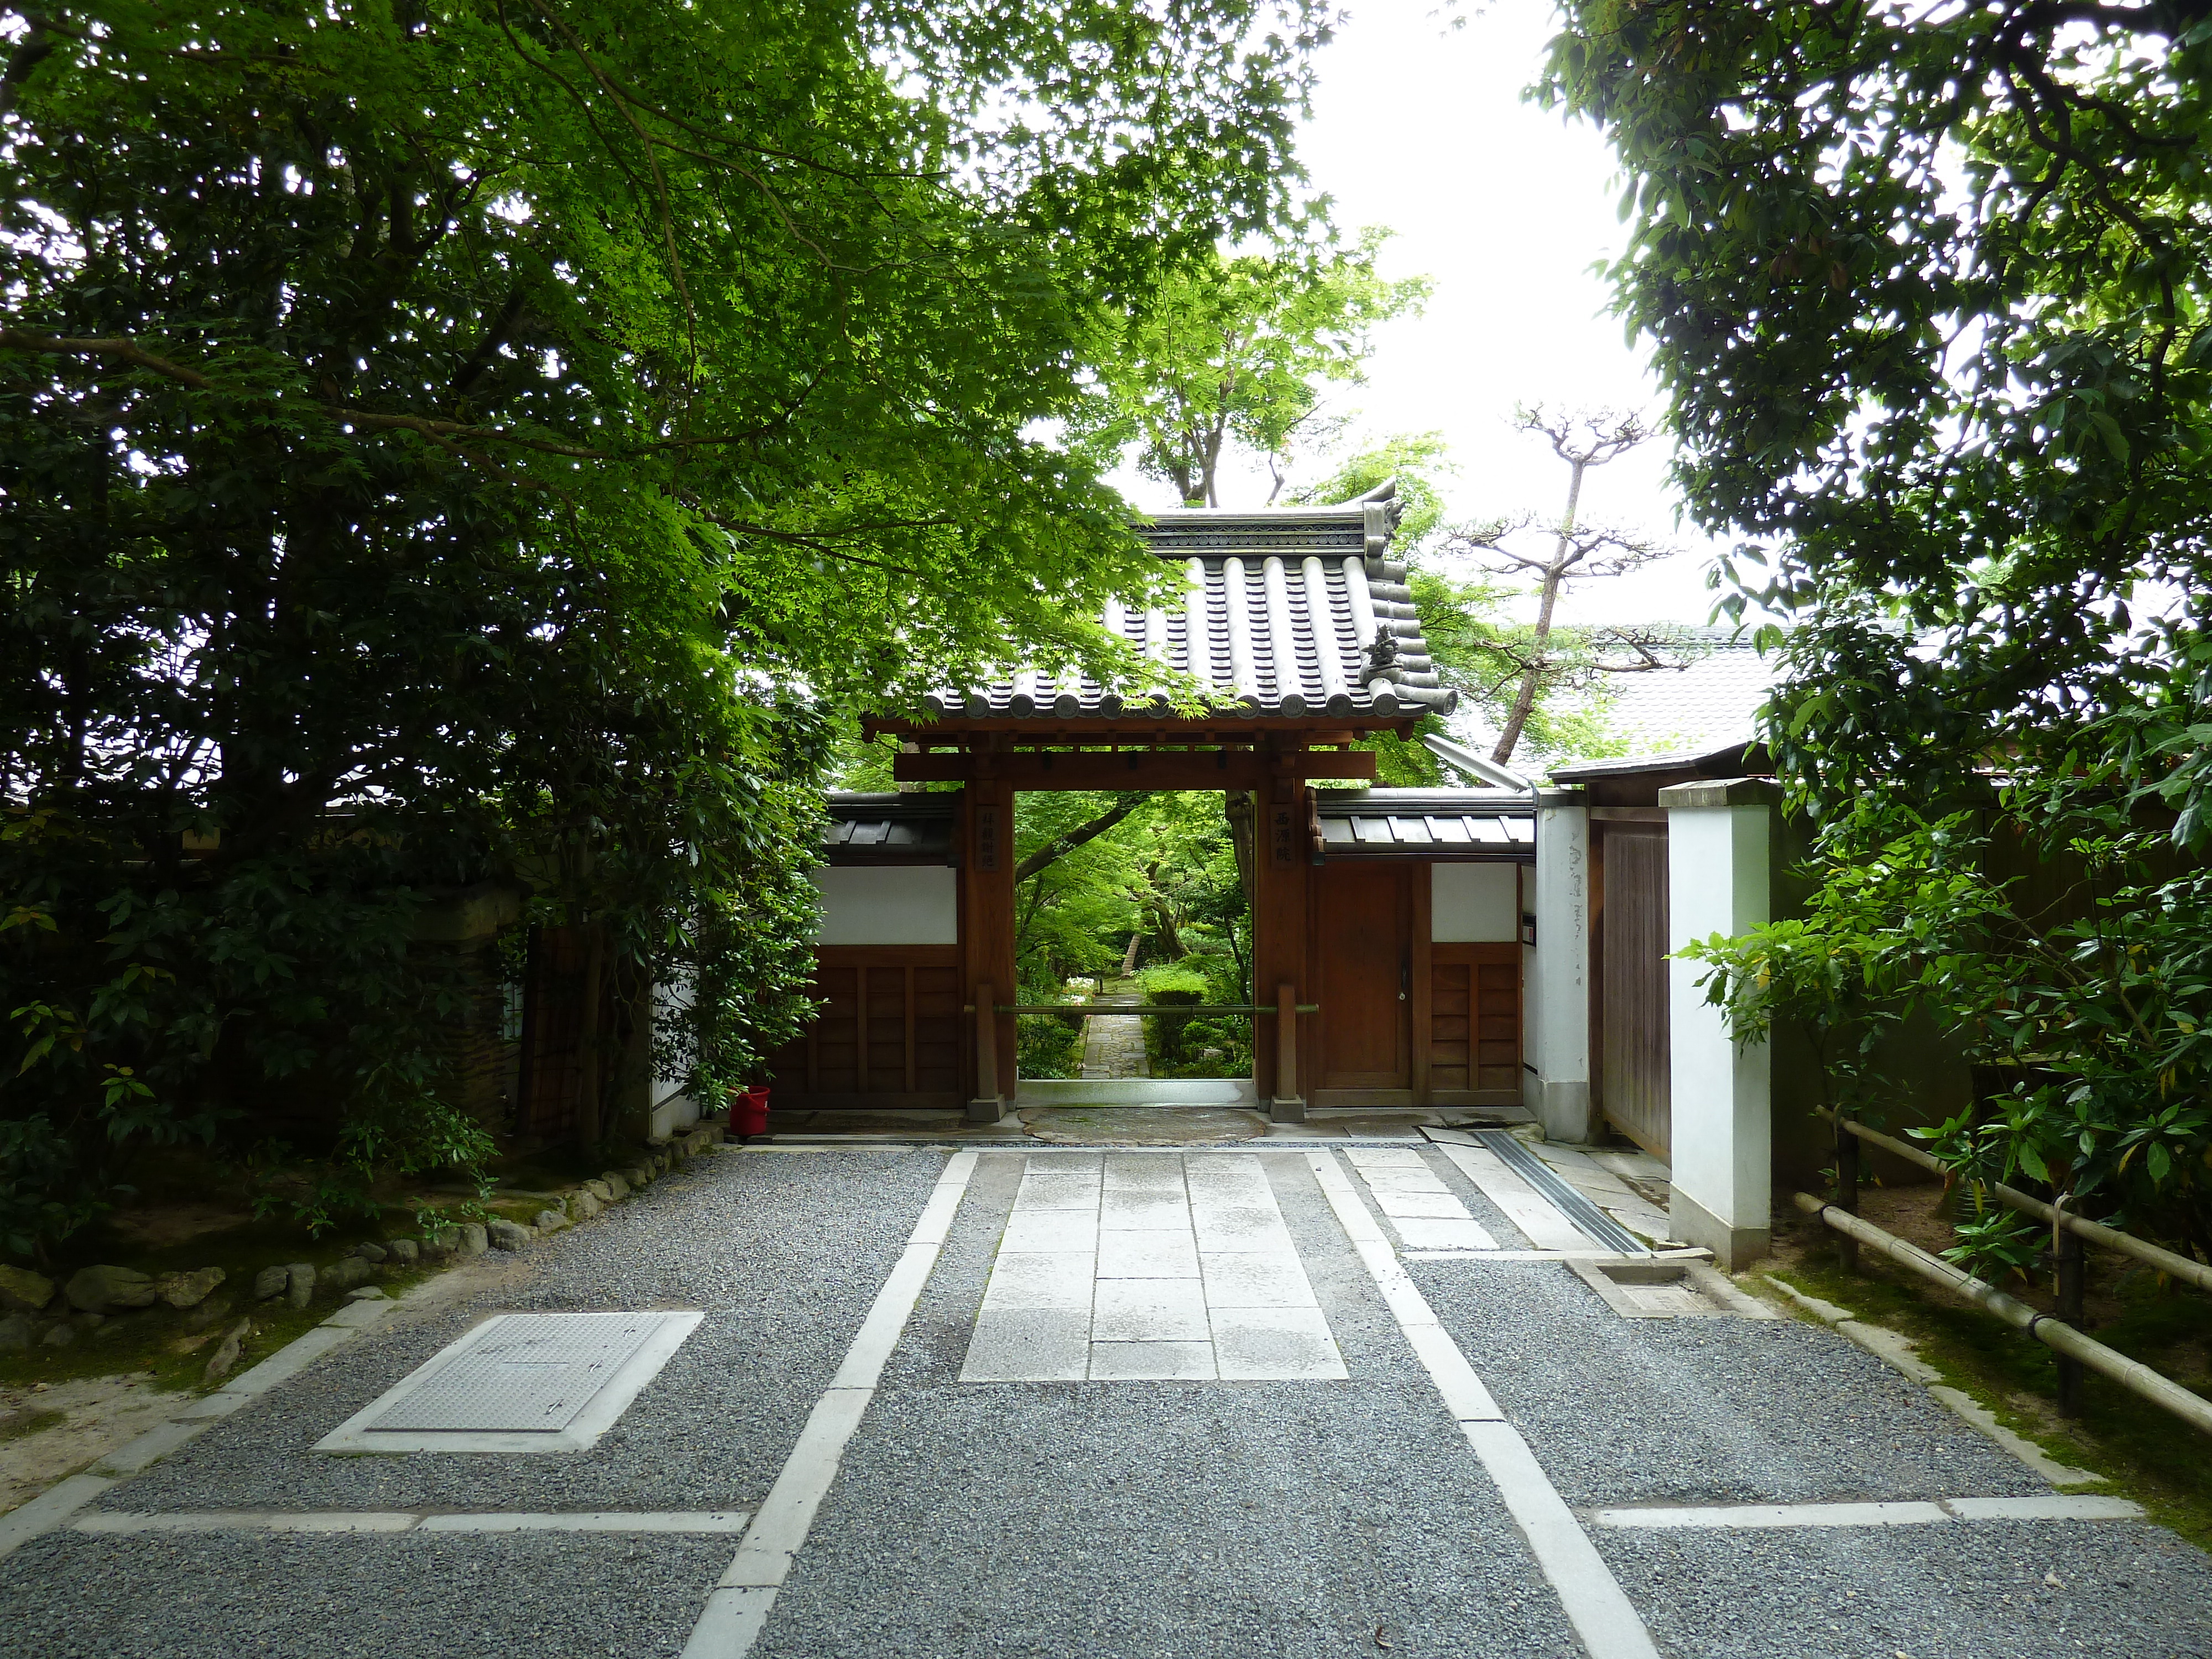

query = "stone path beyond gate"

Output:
[[4, 1136, 2210, 1658], [1078, 992, 1148, 1078]]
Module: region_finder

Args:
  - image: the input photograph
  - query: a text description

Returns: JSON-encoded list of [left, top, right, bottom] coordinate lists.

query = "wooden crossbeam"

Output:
[[891, 750, 1377, 789]]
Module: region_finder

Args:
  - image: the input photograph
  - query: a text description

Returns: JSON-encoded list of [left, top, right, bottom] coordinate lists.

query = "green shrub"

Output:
[[1137, 959, 1251, 1077]]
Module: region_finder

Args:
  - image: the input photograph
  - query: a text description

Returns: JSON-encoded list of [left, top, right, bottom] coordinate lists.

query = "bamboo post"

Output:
[[2056, 1189, 2086, 1416], [1793, 1192, 2212, 1439], [1821, 1108, 2212, 1294], [1834, 1110, 1860, 1276]]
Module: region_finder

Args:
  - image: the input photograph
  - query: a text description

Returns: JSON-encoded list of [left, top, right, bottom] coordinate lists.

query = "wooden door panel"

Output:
[[1598, 826, 1671, 1157], [865, 965, 909, 1092], [1316, 863, 1410, 1088], [810, 963, 861, 1093], [1430, 944, 1520, 1103], [768, 946, 963, 1108], [912, 966, 961, 1093], [1428, 962, 1472, 1090]]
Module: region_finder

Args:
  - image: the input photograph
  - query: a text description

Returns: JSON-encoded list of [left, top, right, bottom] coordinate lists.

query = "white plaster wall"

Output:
[[1667, 805, 1771, 1230], [648, 977, 702, 1138], [808, 865, 958, 946], [1431, 862, 1519, 942], [649, 1089, 702, 1139]]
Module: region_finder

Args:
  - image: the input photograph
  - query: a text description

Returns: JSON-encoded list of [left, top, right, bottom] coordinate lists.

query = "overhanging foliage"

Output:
[[1547, 1, 2212, 1259], [0, 0, 1329, 1252]]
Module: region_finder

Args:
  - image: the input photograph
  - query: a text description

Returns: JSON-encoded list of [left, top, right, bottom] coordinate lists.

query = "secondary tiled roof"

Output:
[[1546, 740, 1766, 784], [1599, 629, 1782, 757], [1314, 789, 1533, 855], [920, 486, 1457, 722], [820, 792, 957, 864]]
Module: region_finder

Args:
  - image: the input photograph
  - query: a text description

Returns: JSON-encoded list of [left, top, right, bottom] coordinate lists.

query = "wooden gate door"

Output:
[[1312, 862, 1411, 1091], [1597, 823, 1671, 1157]]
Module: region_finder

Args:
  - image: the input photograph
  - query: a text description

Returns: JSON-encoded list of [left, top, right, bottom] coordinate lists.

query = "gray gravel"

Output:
[[0, 1530, 728, 1658], [86, 1148, 946, 1516], [1410, 1254, 2048, 1507], [758, 1147, 1584, 1659], [10, 1139, 2205, 1659], [1597, 1519, 2212, 1658]]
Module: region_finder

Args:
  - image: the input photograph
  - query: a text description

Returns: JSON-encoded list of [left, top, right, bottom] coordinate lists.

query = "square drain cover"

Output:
[[316, 1312, 702, 1454]]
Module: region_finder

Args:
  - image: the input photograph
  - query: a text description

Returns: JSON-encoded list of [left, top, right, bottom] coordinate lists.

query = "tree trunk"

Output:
[[1013, 792, 1152, 881], [1491, 456, 1589, 765], [575, 919, 606, 1147]]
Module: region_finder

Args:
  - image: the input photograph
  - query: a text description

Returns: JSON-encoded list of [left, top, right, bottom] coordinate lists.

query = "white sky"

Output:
[[1109, 1, 1729, 627]]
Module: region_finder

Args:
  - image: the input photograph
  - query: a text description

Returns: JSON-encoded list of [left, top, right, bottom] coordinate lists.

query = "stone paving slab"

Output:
[[761, 1147, 1585, 1659], [962, 1152, 1345, 1383], [6, 1130, 2205, 1659]]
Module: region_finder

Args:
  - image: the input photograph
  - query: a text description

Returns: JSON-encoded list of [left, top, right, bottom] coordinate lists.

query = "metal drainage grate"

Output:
[[316, 1312, 702, 1454], [1471, 1131, 1651, 1256]]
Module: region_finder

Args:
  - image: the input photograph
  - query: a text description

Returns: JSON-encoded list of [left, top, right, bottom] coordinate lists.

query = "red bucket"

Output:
[[729, 1086, 770, 1138]]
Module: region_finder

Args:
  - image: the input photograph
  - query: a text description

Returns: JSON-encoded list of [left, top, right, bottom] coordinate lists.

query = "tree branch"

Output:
[[0, 328, 790, 462], [1014, 792, 1154, 883]]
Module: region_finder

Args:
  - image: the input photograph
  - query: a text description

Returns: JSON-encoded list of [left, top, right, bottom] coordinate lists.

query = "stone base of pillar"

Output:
[[1668, 1187, 1771, 1271], [1269, 1095, 1307, 1124], [964, 1096, 1004, 1125], [1533, 1078, 1594, 1144]]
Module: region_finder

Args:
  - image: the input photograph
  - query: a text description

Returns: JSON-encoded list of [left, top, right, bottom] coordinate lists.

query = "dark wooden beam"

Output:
[[892, 750, 1377, 789]]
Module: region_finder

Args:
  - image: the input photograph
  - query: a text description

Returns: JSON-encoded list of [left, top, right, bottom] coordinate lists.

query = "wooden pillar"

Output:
[[962, 777, 1016, 1123], [1410, 863, 1433, 1106], [1251, 755, 1310, 1120]]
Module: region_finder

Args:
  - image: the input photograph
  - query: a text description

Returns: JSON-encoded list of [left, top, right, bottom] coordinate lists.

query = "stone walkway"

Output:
[[4, 1135, 2209, 1658], [1078, 994, 1148, 1078]]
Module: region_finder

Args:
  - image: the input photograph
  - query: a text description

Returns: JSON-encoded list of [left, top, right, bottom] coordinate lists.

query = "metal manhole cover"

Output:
[[316, 1312, 702, 1454]]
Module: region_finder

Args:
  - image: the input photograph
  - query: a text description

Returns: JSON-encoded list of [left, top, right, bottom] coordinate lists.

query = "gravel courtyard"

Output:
[[3, 1140, 2207, 1659]]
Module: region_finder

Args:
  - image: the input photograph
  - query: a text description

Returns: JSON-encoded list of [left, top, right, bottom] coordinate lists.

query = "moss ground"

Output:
[[0, 1408, 66, 1443]]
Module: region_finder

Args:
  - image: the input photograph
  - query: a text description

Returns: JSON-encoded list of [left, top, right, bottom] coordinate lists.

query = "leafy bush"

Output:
[[1133, 964, 1210, 999], [1139, 958, 1253, 1078], [1018, 1013, 1085, 1082], [1683, 799, 2212, 1275]]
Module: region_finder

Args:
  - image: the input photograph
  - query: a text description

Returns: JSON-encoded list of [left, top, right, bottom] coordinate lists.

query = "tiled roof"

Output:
[[1314, 788, 1533, 854], [820, 792, 957, 864], [1546, 741, 1764, 784], [921, 487, 1457, 722], [1600, 631, 1780, 758]]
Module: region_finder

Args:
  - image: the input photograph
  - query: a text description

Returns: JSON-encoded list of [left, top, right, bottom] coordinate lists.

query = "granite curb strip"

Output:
[[0, 1297, 418, 1561], [1588, 1493, 2145, 1530], [73, 1507, 755, 1535], [1306, 1149, 1663, 1659]]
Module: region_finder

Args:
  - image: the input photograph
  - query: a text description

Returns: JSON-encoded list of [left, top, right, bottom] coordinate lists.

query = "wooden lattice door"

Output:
[[1428, 942, 1521, 1104]]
